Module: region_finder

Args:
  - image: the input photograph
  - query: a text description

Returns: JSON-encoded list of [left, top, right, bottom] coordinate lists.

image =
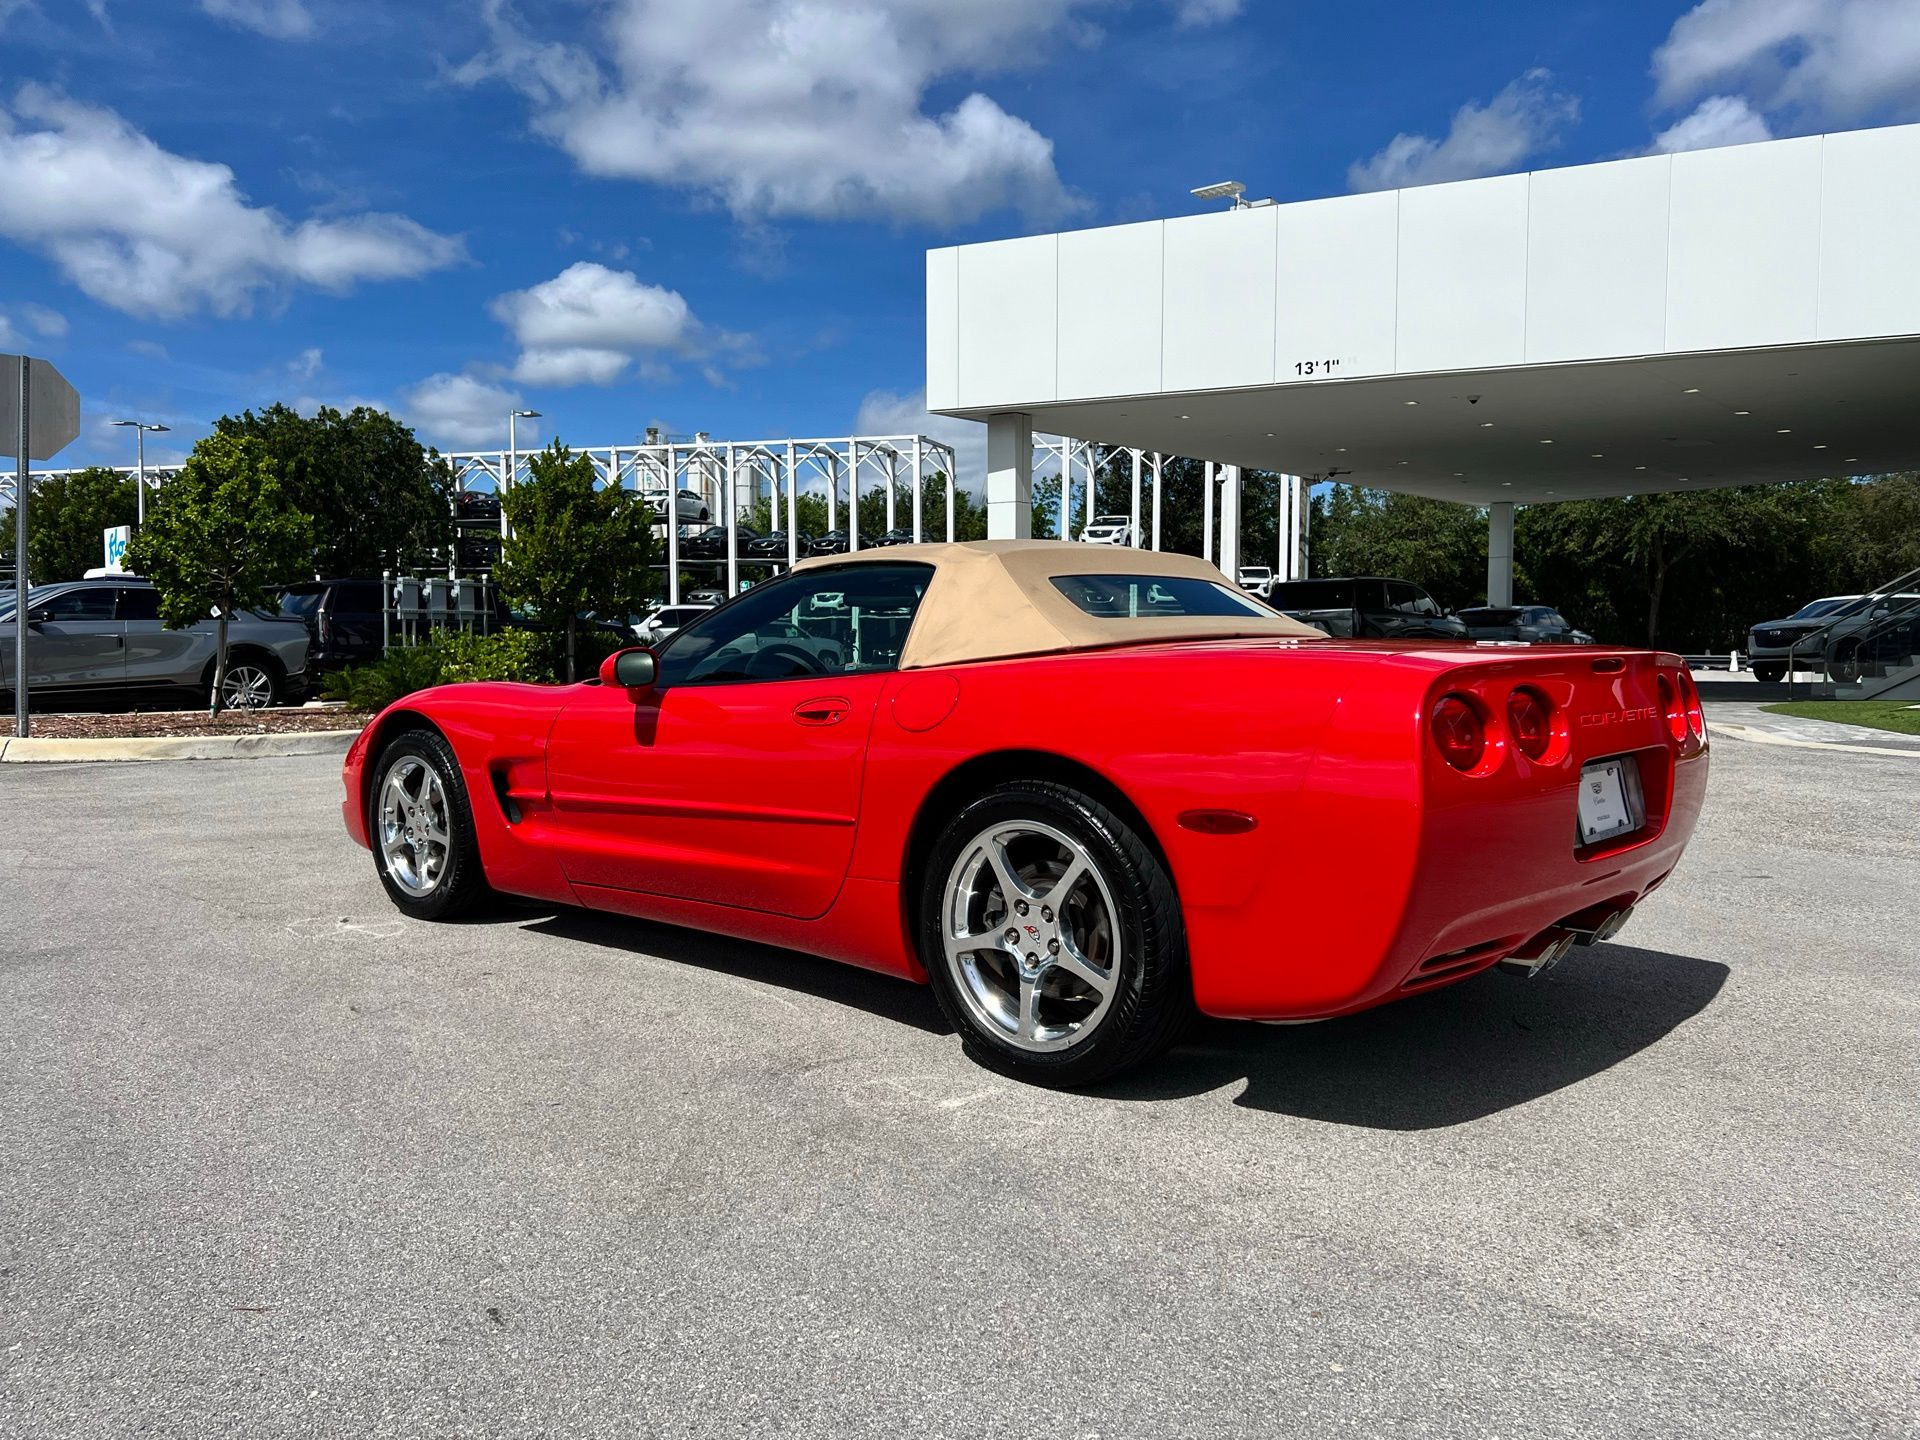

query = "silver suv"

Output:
[[0, 578, 311, 709]]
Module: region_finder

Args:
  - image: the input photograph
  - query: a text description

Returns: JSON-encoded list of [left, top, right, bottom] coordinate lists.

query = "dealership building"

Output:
[[926, 121, 1920, 606]]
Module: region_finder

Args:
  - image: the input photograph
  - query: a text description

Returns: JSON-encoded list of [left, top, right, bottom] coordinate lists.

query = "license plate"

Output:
[[1577, 758, 1642, 846]]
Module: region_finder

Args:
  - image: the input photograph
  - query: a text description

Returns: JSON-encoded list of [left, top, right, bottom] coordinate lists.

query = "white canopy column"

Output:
[[1487, 500, 1515, 607], [987, 412, 1034, 539]]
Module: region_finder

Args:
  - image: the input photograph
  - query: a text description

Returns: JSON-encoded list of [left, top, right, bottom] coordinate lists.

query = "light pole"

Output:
[[505, 409, 541, 539], [111, 420, 170, 525]]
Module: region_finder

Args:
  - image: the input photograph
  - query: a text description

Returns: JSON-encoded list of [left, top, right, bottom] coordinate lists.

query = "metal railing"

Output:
[[1784, 565, 1920, 698]]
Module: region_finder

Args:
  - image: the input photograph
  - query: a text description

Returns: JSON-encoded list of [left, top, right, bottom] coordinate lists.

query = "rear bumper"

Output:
[[1186, 744, 1708, 1022]]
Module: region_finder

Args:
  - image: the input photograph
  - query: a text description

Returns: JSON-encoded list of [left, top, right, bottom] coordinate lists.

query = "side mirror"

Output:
[[26, 606, 53, 626], [599, 647, 657, 692]]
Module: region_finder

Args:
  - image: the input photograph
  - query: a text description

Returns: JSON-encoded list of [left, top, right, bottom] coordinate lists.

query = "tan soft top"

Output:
[[792, 539, 1323, 669]]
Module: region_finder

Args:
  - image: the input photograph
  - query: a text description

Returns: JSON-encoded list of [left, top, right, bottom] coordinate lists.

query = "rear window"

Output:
[[1050, 575, 1270, 618], [1460, 607, 1523, 625], [276, 590, 324, 618], [331, 581, 383, 612]]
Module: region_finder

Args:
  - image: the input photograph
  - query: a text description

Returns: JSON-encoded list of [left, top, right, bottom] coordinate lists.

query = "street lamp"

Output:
[[504, 409, 541, 538], [112, 420, 170, 525]]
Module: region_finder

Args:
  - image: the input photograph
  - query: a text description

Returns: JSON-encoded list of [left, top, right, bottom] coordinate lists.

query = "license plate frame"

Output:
[[1576, 756, 1644, 848]]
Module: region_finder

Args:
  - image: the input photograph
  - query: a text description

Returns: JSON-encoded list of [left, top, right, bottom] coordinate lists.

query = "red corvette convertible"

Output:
[[343, 542, 1707, 1084]]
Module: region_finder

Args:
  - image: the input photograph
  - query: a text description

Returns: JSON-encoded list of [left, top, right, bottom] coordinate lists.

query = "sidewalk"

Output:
[[1704, 699, 1920, 756]]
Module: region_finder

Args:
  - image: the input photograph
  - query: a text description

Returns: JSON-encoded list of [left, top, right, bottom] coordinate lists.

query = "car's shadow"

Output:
[[516, 906, 952, 1036], [507, 908, 1726, 1130], [1092, 944, 1729, 1129]]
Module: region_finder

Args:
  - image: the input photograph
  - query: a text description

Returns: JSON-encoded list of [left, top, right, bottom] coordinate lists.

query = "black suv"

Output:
[[1268, 577, 1468, 640], [273, 579, 389, 670]]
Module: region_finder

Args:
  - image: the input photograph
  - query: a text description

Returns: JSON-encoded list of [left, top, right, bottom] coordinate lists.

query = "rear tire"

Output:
[[369, 728, 490, 920], [210, 651, 281, 710], [1751, 662, 1786, 683], [919, 780, 1191, 1087]]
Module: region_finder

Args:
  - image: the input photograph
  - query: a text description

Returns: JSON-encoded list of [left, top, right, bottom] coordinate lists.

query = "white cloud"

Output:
[[490, 261, 751, 388], [199, 0, 315, 41], [1652, 0, 1920, 122], [288, 346, 323, 382], [855, 387, 986, 495], [399, 373, 528, 451], [1174, 0, 1243, 24], [124, 338, 169, 362], [1348, 69, 1579, 191], [0, 302, 66, 349], [1651, 93, 1776, 152], [0, 86, 463, 319], [458, 0, 1105, 226]]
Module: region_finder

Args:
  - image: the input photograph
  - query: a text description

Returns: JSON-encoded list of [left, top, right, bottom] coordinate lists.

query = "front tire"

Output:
[[1751, 662, 1786, 683], [919, 780, 1191, 1087], [369, 728, 489, 920]]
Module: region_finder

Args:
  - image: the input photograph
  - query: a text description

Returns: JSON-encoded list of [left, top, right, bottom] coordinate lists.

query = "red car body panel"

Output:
[[342, 638, 1707, 1020]]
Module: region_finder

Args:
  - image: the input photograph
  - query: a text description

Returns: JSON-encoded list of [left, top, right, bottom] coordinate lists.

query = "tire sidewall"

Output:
[[369, 730, 482, 920], [919, 781, 1183, 1086]]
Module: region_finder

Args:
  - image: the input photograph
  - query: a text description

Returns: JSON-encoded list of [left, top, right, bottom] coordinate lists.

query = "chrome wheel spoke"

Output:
[[985, 835, 1038, 908], [1042, 853, 1089, 906], [1054, 933, 1113, 997], [1015, 974, 1041, 1041]]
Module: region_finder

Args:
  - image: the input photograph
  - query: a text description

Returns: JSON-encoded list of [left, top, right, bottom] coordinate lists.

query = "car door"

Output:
[[117, 584, 202, 689], [543, 562, 935, 919], [0, 584, 125, 692]]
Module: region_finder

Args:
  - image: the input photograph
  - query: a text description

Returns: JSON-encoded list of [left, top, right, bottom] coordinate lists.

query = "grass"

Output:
[[1761, 701, 1920, 736]]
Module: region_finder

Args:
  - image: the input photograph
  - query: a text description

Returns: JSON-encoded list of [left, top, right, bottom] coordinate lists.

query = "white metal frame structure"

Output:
[[445, 433, 959, 604]]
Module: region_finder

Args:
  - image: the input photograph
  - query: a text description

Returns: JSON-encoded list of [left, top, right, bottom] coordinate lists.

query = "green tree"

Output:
[[121, 434, 315, 714], [213, 403, 453, 573], [1308, 486, 1492, 608], [498, 441, 656, 681], [1520, 483, 1840, 649], [0, 466, 139, 582], [1817, 473, 1920, 587]]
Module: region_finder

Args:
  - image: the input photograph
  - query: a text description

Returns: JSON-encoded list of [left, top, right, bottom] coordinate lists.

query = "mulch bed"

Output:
[[25, 708, 374, 740]]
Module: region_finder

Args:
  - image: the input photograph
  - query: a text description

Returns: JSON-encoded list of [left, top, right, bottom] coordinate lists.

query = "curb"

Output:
[[1711, 722, 1920, 759], [0, 729, 362, 764]]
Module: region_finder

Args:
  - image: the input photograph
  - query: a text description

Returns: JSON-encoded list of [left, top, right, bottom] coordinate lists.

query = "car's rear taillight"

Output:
[[1658, 674, 1687, 742], [1506, 687, 1553, 761], [1431, 694, 1486, 772], [1680, 670, 1706, 742]]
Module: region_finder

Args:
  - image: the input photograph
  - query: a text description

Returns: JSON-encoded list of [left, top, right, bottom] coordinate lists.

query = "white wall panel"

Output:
[[1817, 124, 1920, 341], [955, 234, 1058, 409], [1161, 208, 1278, 392], [1526, 154, 1671, 363], [1395, 173, 1529, 373], [1057, 221, 1164, 400], [1275, 190, 1398, 381], [925, 247, 959, 412], [1666, 136, 1821, 353]]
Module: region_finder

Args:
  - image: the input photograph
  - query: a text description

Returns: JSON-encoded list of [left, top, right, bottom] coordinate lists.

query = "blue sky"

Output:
[[3, 0, 1918, 472]]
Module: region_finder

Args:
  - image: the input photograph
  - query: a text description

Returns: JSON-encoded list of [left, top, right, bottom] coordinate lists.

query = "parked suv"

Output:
[[0, 578, 311, 708], [1747, 594, 1920, 682], [1268, 577, 1468, 640], [273, 578, 387, 671], [1454, 605, 1595, 644]]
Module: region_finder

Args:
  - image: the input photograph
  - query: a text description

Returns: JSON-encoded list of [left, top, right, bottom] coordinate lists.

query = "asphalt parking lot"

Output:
[[2, 735, 1914, 1438]]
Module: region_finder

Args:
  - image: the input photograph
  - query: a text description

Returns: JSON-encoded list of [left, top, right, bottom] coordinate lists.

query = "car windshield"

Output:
[[1792, 597, 1858, 619], [0, 585, 75, 621], [1050, 575, 1271, 618]]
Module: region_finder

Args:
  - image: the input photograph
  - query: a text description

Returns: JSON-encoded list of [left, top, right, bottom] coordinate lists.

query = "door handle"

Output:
[[792, 697, 850, 726]]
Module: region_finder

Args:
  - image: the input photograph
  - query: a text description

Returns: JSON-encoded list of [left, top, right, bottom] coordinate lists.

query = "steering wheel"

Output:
[[748, 642, 829, 678]]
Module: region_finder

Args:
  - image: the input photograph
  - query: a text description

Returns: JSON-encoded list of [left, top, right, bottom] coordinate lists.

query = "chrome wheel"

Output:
[[220, 663, 274, 710], [378, 756, 452, 898], [940, 819, 1121, 1054]]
